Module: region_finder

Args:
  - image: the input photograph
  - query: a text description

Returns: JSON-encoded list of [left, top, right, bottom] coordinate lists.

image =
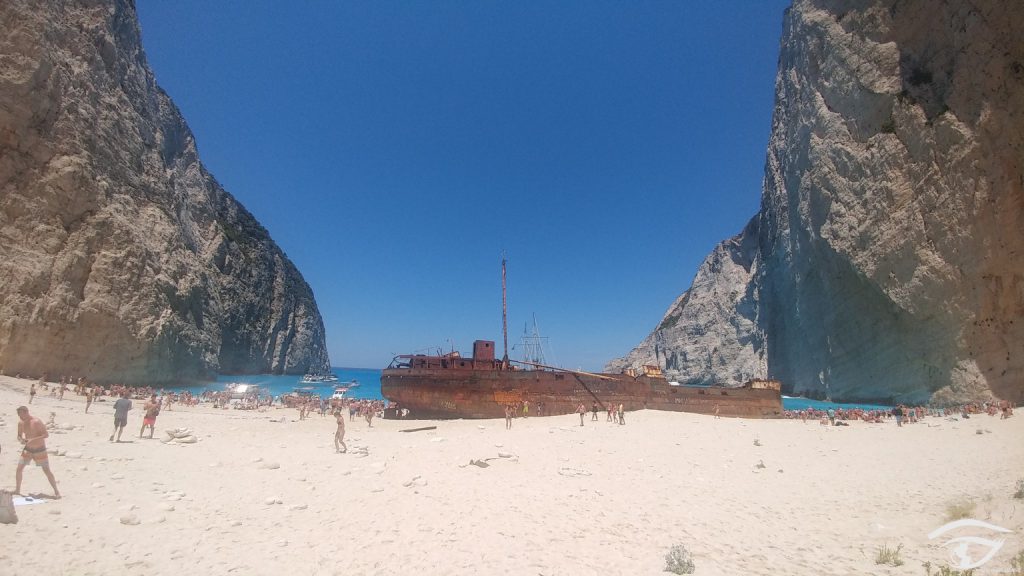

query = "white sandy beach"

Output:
[[1, 375, 1021, 576]]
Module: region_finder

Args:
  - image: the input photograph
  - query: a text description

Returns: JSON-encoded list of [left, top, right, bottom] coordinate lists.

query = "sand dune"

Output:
[[1, 375, 1021, 575]]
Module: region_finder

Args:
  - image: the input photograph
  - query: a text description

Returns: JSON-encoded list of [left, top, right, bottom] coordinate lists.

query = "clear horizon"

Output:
[[136, 1, 791, 371]]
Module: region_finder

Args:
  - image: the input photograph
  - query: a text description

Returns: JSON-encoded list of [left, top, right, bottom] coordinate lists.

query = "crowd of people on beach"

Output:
[[7, 369, 1016, 506], [783, 400, 1014, 426]]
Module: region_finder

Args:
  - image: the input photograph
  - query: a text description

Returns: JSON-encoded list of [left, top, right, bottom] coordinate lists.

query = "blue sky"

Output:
[[136, 1, 790, 371]]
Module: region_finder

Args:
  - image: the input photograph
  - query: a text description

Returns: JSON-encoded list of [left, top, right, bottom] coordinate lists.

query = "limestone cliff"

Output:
[[606, 217, 766, 386], [0, 0, 331, 384], [609, 0, 1023, 405]]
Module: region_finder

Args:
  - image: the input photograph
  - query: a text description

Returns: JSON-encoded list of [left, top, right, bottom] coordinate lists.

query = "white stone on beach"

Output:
[[558, 467, 591, 477], [91, 483, 104, 488], [158, 503, 175, 512], [259, 462, 281, 470], [111, 473, 124, 480], [497, 452, 514, 458], [119, 513, 141, 526], [289, 504, 307, 511]]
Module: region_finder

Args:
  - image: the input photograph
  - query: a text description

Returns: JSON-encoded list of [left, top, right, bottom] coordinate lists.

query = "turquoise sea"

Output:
[[781, 396, 892, 412], [174, 367, 385, 400]]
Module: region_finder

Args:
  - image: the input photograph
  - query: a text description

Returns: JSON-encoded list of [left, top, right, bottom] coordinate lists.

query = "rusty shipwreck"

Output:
[[380, 260, 782, 419]]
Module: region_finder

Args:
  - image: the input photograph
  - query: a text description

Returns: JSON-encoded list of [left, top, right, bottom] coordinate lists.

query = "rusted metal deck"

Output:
[[381, 342, 782, 419]]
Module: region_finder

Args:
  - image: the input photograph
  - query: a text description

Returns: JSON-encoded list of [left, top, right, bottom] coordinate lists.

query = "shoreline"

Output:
[[1, 374, 1021, 575]]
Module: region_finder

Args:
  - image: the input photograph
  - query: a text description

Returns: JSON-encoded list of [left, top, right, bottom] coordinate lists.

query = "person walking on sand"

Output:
[[140, 394, 160, 439], [15, 406, 61, 498], [714, 404, 721, 419], [29, 382, 37, 404], [334, 410, 348, 453], [577, 403, 586, 426], [618, 403, 625, 425], [110, 390, 132, 442], [85, 386, 94, 413], [505, 404, 514, 430], [591, 402, 599, 421]]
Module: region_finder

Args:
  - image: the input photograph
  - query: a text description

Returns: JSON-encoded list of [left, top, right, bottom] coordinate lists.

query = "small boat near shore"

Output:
[[224, 383, 264, 400], [301, 372, 339, 384]]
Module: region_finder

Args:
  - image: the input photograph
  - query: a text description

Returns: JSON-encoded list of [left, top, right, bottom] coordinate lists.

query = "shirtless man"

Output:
[[15, 406, 61, 498], [333, 410, 347, 453], [577, 403, 586, 426], [504, 404, 514, 430], [85, 386, 95, 413], [140, 394, 160, 439]]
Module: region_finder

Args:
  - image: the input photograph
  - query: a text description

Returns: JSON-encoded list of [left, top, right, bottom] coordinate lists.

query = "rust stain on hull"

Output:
[[381, 360, 782, 419]]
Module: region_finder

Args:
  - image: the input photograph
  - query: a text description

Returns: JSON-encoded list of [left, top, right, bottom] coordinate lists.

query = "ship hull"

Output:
[[381, 368, 782, 419]]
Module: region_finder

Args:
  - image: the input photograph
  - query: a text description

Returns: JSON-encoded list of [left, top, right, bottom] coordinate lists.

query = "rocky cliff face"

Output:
[[609, 0, 1023, 405], [0, 0, 331, 385], [606, 217, 766, 386]]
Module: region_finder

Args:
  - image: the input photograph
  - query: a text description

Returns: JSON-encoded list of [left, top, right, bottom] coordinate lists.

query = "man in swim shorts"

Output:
[[140, 394, 160, 439], [15, 406, 61, 498]]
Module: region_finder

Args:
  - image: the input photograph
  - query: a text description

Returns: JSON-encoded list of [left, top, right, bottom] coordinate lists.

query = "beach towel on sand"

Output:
[[12, 495, 49, 507]]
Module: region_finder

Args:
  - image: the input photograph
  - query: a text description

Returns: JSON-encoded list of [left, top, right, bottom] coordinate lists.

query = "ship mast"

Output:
[[501, 255, 509, 368]]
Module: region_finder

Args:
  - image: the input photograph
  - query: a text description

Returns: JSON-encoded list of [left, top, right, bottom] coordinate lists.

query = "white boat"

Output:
[[301, 372, 339, 384], [224, 383, 264, 400]]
